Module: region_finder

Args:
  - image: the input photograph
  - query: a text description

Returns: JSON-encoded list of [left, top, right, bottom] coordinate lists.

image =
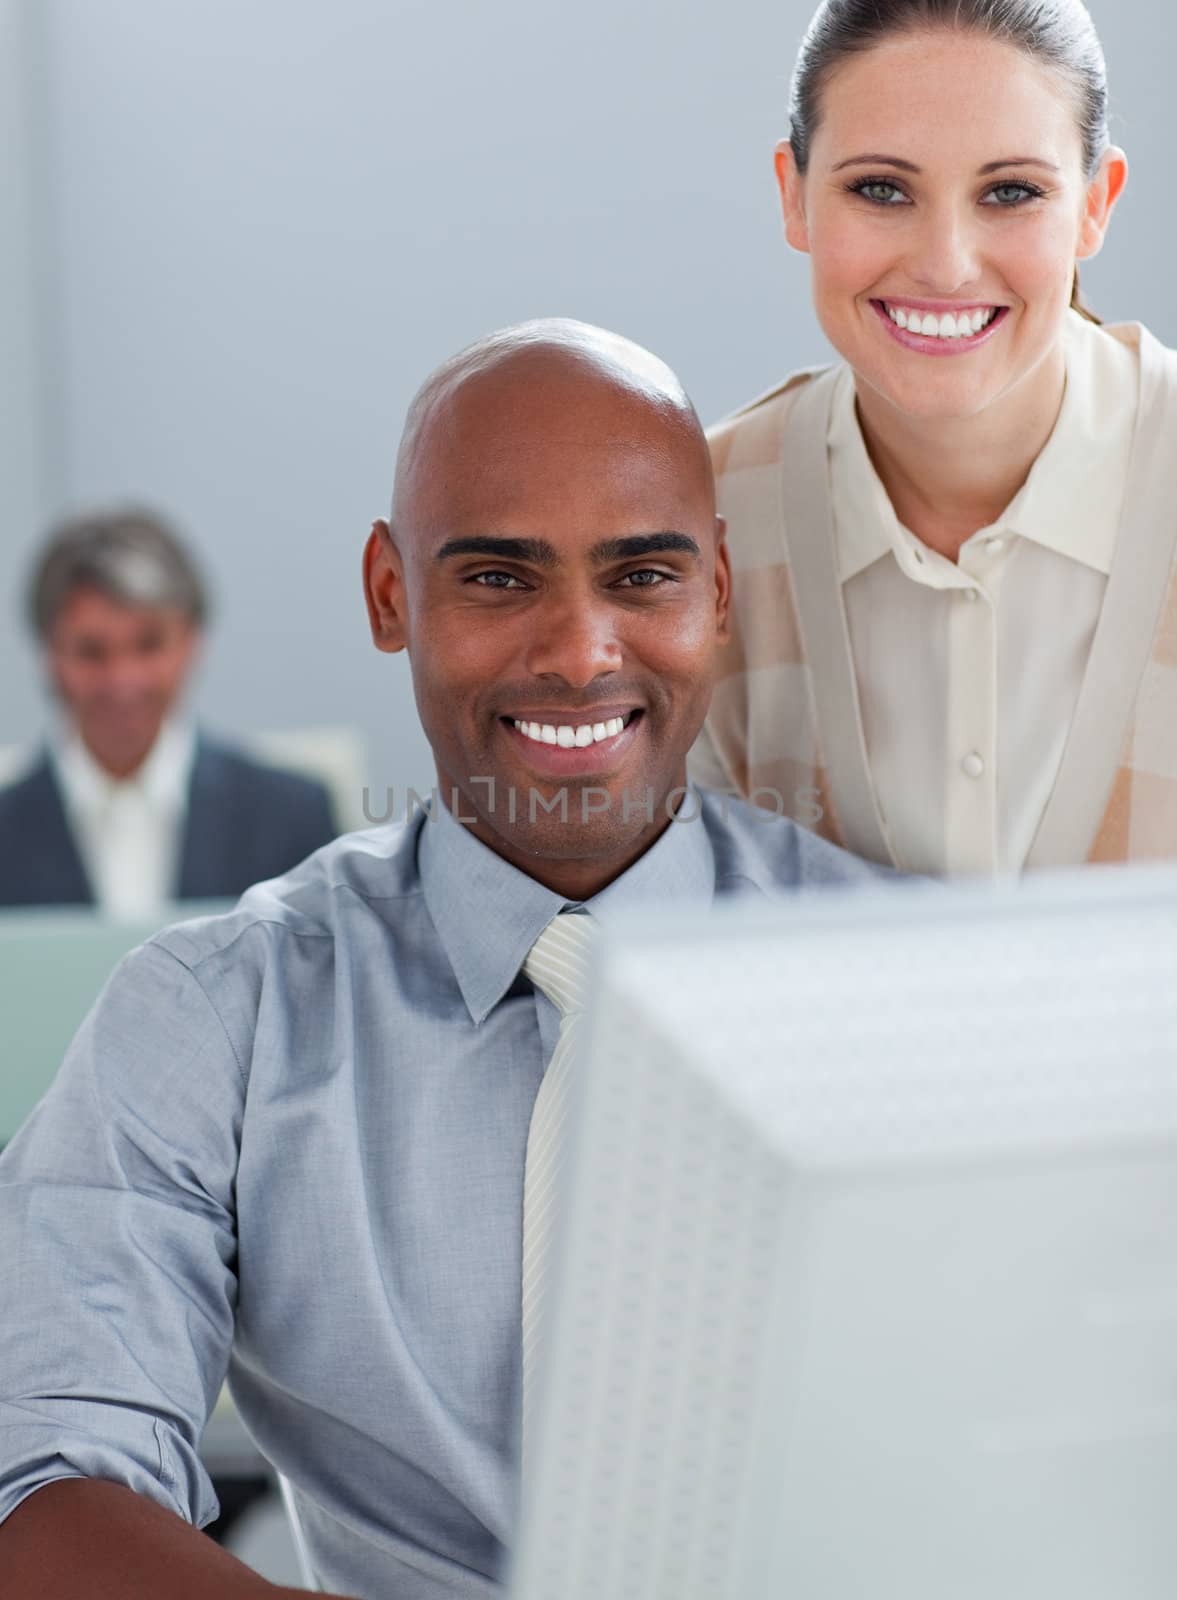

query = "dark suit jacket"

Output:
[[0, 735, 338, 908]]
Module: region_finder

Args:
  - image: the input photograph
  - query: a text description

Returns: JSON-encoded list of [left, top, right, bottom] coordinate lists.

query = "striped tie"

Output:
[[520, 911, 597, 1465]]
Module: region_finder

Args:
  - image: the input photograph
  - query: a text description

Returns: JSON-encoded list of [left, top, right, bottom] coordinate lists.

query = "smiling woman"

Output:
[[691, 0, 1177, 877]]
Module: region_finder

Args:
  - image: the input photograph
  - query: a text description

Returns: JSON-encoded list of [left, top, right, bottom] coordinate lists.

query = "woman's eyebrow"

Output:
[[832, 154, 920, 172], [831, 153, 1061, 175], [976, 158, 1062, 174]]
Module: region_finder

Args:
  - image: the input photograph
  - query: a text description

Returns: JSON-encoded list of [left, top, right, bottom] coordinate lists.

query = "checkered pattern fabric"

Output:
[[694, 349, 1177, 869], [1088, 561, 1177, 862], [692, 370, 850, 850]]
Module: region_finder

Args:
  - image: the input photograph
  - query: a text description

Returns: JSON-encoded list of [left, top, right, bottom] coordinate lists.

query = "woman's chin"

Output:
[[854, 359, 1005, 426]]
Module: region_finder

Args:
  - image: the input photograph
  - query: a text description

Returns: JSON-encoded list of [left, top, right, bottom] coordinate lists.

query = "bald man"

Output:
[[0, 322, 879, 1600]]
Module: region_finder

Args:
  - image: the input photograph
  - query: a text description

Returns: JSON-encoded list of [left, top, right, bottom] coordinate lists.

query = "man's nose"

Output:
[[908, 202, 983, 296], [100, 649, 158, 701], [523, 595, 623, 688]]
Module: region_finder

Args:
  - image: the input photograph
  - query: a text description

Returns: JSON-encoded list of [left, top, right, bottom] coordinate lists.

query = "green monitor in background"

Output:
[[0, 902, 233, 1146]]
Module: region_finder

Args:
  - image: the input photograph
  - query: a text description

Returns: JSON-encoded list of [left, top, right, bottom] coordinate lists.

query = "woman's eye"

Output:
[[851, 179, 908, 206], [983, 182, 1042, 207], [471, 571, 526, 590]]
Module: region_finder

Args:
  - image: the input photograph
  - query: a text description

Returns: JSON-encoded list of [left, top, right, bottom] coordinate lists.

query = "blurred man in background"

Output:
[[0, 508, 337, 914]]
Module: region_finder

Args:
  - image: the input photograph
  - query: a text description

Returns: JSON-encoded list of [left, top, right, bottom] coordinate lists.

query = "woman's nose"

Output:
[[908, 203, 983, 297]]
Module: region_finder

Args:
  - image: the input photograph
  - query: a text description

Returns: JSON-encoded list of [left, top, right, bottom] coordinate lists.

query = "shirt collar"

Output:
[[829, 363, 903, 584], [137, 718, 196, 809], [830, 310, 1138, 585], [54, 717, 196, 816], [419, 788, 717, 1024]]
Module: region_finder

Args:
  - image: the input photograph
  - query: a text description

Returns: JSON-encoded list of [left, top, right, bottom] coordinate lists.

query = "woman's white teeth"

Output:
[[514, 715, 628, 747], [888, 305, 997, 339]]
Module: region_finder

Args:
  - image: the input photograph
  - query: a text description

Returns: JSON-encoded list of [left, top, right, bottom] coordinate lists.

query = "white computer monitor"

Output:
[[511, 865, 1177, 1600]]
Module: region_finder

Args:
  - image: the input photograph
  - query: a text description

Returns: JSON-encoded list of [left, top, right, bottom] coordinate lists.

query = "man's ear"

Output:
[[774, 140, 811, 254], [363, 520, 409, 654], [1076, 145, 1128, 261], [714, 515, 732, 645]]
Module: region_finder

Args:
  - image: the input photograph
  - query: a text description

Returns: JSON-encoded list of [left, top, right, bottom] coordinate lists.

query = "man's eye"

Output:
[[617, 569, 669, 588], [470, 571, 526, 590]]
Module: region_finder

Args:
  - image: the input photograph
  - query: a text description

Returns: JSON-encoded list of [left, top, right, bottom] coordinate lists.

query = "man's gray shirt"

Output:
[[0, 792, 881, 1598]]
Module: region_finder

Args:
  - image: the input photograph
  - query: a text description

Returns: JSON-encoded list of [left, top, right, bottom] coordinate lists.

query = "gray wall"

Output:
[[1, 0, 1172, 799], [0, 0, 53, 636]]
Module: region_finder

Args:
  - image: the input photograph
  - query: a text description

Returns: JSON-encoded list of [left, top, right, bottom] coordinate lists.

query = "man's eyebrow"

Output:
[[433, 533, 702, 566], [434, 536, 558, 567], [590, 533, 702, 563]]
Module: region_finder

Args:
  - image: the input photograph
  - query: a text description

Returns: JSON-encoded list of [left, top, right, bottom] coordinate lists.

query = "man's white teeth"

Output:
[[887, 305, 998, 339], [513, 715, 628, 747]]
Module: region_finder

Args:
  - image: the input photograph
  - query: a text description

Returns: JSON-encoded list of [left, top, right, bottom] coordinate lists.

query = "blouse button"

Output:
[[961, 752, 985, 779]]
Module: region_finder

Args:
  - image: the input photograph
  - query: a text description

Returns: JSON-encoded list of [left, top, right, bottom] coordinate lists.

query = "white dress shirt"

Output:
[[829, 310, 1139, 876], [53, 719, 196, 918]]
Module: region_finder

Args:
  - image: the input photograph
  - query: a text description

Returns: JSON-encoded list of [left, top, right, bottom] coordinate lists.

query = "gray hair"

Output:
[[27, 507, 210, 641]]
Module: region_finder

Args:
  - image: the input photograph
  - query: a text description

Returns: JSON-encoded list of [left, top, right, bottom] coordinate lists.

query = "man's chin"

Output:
[[81, 719, 165, 771], [472, 776, 684, 858]]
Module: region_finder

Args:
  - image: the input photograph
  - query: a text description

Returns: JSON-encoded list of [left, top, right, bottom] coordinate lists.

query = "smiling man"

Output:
[[365, 320, 748, 894], [0, 320, 880, 1600], [0, 509, 337, 913]]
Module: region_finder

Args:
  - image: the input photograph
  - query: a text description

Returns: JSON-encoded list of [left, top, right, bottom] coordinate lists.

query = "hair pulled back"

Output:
[[788, 0, 1110, 320]]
